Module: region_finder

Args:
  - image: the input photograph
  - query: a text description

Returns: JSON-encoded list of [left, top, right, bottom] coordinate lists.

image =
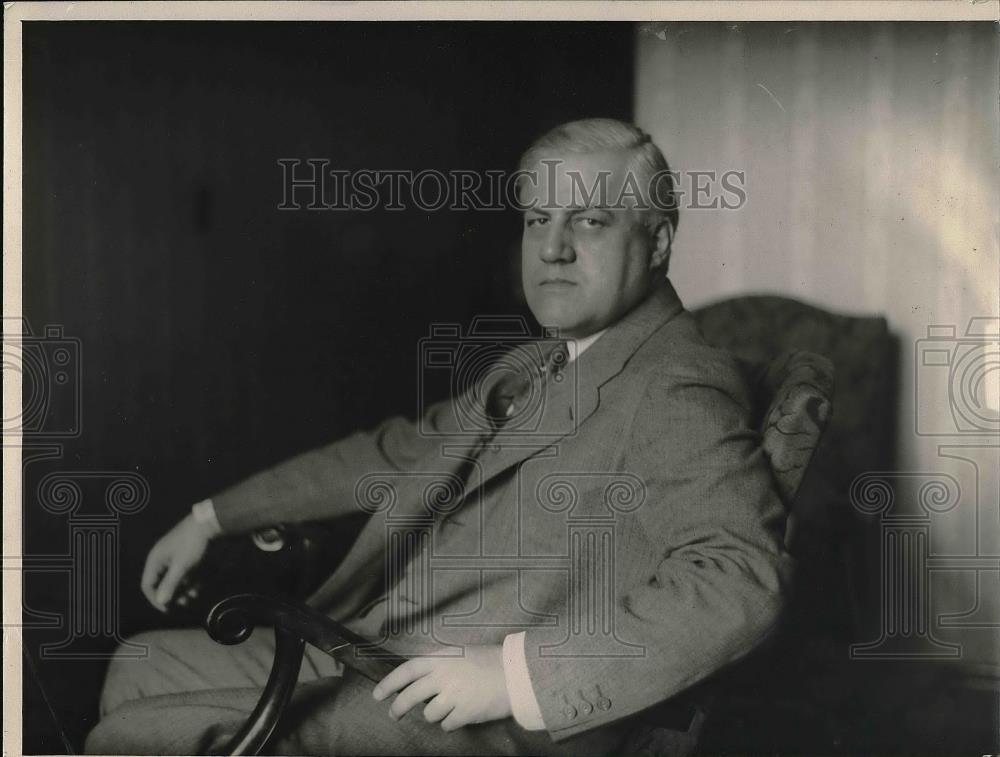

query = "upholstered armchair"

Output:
[[185, 294, 894, 756], [690, 295, 895, 755]]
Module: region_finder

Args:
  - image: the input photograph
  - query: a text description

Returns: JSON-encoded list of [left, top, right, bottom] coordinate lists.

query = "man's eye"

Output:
[[525, 216, 548, 227], [575, 217, 606, 228]]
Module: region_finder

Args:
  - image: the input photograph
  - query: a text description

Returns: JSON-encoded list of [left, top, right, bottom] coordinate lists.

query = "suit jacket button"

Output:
[[562, 705, 577, 720], [596, 698, 612, 711], [579, 702, 593, 715]]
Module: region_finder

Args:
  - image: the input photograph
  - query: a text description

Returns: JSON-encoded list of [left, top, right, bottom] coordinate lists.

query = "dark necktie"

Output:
[[372, 340, 570, 627], [485, 340, 569, 431]]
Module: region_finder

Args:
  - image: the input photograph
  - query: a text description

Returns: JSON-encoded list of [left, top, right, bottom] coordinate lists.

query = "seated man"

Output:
[[87, 118, 791, 756]]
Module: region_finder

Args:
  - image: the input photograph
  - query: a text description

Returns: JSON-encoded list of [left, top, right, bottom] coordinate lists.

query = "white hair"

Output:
[[517, 118, 679, 235]]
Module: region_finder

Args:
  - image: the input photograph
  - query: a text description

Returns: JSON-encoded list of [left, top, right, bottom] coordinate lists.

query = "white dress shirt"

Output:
[[192, 328, 607, 732]]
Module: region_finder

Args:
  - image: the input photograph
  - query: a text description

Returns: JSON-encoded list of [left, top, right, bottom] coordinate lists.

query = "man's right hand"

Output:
[[141, 513, 218, 612]]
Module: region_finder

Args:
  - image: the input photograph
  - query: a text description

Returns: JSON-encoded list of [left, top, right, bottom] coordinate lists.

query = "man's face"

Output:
[[520, 150, 665, 339]]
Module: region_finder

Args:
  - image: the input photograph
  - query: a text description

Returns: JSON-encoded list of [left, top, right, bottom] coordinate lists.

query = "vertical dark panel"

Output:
[[21, 21, 634, 752]]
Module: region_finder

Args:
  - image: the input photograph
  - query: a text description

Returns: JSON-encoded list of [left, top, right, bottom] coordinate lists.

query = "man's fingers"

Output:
[[373, 658, 433, 701], [140, 553, 167, 608], [440, 709, 467, 732], [389, 675, 439, 720], [423, 694, 454, 724], [154, 562, 186, 608], [177, 585, 199, 605]]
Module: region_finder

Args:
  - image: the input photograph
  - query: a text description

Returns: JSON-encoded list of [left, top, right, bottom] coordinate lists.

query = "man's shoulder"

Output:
[[631, 311, 753, 409]]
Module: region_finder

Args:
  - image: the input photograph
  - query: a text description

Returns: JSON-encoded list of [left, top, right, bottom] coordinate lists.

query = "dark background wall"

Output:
[[20, 22, 635, 752]]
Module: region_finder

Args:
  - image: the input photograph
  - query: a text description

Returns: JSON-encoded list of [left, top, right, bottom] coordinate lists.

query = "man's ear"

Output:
[[649, 220, 673, 272]]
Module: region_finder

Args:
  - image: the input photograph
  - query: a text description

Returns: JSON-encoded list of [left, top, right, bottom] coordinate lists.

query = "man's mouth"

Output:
[[539, 278, 576, 288]]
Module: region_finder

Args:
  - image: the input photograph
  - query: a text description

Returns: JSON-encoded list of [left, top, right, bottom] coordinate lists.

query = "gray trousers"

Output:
[[85, 628, 614, 756]]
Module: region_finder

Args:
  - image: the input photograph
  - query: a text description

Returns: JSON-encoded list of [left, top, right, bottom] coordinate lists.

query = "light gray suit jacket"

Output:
[[212, 280, 792, 745]]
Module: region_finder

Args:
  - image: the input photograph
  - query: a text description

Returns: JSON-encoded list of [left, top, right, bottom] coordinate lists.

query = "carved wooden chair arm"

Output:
[[167, 520, 352, 620], [205, 593, 405, 756]]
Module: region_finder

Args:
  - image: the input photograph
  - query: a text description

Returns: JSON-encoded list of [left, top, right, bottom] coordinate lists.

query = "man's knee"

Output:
[[99, 630, 178, 717], [85, 709, 131, 755], [86, 699, 154, 755], [85, 696, 223, 756]]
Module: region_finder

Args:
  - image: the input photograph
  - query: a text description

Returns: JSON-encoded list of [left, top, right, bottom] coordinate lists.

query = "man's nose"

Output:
[[539, 224, 575, 263]]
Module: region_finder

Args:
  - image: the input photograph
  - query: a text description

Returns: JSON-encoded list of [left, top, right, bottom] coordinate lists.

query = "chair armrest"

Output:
[[206, 613, 304, 756], [247, 518, 364, 599], [250, 527, 289, 552], [204, 593, 406, 755], [167, 518, 363, 621]]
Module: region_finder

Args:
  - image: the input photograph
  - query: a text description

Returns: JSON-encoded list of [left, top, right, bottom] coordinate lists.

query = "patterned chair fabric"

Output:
[[693, 295, 895, 640], [751, 350, 834, 513], [619, 351, 834, 757]]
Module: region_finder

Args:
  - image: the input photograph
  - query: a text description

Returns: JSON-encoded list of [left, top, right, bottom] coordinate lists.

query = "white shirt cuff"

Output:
[[191, 498, 222, 536], [502, 632, 546, 731]]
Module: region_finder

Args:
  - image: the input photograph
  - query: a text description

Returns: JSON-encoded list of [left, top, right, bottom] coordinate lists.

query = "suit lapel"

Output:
[[310, 282, 685, 616], [461, 282, 685, 497]]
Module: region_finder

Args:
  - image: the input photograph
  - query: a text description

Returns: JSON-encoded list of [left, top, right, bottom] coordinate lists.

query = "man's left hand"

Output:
[[372, 645, 512, 731]]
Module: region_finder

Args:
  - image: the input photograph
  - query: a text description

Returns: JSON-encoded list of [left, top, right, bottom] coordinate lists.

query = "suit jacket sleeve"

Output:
[[210, 399, 454, 534], [522, 350, 794, 740]]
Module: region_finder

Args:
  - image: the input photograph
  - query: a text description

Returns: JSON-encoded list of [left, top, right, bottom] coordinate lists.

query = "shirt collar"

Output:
[[566, 329, 606, 364]]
